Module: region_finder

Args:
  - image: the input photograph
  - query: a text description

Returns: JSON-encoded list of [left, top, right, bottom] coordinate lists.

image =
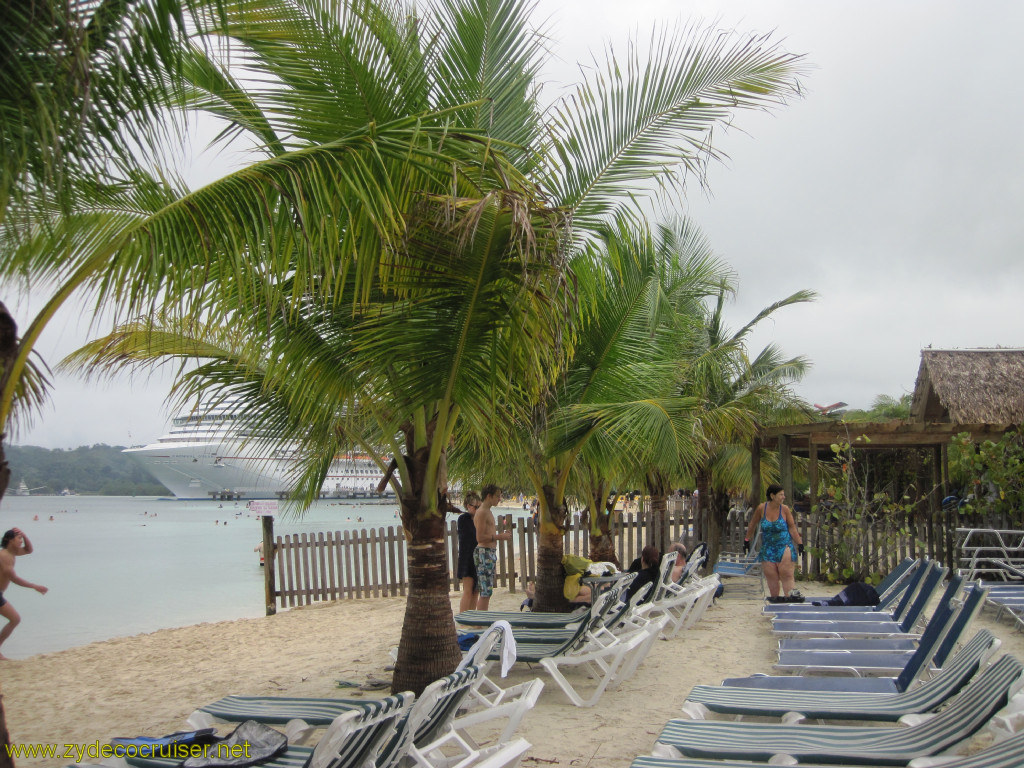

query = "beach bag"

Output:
[[816, 581, 880, 607], [109, 729, 218, 757], [182, 720, 288, 768], [457, 631, 481, 650]]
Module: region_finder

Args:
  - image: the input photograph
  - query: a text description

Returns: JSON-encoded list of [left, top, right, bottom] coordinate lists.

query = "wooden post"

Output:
[[808, 439, 818, 574], [934, 444, 951, 569], [779, 434, 794, 503], [750, 435, 762, 510], [263, 515, 276, 615]]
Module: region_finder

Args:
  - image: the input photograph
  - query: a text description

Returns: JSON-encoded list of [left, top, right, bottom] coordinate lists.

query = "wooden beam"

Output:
[[750, 435, 762, 510], [779, 434, 794, 504]]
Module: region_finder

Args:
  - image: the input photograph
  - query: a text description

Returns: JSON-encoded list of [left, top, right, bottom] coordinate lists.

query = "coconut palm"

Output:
[[686, 285, 815, 564], [11, 0, 805, 690], [552, 218, 728, 571], [1, 2, 210, 758]]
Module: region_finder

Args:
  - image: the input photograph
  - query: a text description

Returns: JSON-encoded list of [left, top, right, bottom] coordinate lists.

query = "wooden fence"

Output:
[[262, 503, 696, 612], [261, 499, 982, 612]]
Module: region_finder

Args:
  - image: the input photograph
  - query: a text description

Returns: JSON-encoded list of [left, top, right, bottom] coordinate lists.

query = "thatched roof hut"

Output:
[[911, 348, 1024, 424]]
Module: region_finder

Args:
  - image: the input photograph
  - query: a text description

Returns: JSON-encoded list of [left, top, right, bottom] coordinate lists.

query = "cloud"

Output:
[[7, 0, 1023, 448]]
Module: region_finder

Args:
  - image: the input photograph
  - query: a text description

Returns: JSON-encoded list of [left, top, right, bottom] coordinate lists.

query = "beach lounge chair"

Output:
[[637, 576, 720, 639], [722, 584, 985, 694], [190, 629, 541, 753], [679, 628, 1000, 723], [763, 557, 920, 614], [769, 563, 946, 638], [453, 573, 635, 630], [630, 729, 1024, 768], [712, 529, 763, 582], [777, 579, 985, 655], [651, 654, 1024, 764], [490, 594, 668, 707], [103, 693, 414, 768], [182, 668, 532, 768], [496, 580, 651, 644], [768, 559, 934, 624], [770, 579, 977, 677]]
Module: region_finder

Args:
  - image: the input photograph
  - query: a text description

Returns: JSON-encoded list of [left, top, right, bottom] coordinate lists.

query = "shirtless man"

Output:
[[669, 543, 688, 584], [0, 528, 48, 660], [473, 484, 511, 611]]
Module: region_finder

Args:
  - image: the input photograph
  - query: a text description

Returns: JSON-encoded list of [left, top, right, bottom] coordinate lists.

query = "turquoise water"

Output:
[[0, 495, 408, 659]]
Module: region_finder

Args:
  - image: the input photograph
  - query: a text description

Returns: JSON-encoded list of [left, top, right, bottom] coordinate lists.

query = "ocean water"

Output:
[[0, 495, 410, 659]]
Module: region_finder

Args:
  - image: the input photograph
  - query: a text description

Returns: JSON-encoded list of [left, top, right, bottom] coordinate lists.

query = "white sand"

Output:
[[4, 582, 1024, 768]]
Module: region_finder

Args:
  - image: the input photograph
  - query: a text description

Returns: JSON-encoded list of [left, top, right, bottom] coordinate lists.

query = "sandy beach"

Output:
[[5, 581, 1024, 768]]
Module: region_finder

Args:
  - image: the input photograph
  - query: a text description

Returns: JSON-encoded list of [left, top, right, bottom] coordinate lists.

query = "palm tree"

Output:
[[1, 2, 206, 761], [554, 219, 727, 571], [686, 286, 815, 565], [11, 0, 805, 690]]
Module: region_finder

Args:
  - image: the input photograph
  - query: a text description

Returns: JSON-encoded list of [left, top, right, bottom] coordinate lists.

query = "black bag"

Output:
[[181, 720, 287, 768], [816, 581, 880, 607]]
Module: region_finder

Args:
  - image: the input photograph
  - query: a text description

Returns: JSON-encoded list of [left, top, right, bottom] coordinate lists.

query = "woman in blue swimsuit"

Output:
[[744, 484, 803, 600]]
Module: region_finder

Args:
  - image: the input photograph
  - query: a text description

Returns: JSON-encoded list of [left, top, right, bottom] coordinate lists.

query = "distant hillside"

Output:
[[4, 444, 170, 496]]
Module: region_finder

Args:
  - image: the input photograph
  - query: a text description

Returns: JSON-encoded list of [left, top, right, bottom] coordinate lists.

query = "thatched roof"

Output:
[[911, 349, 1024, 424]]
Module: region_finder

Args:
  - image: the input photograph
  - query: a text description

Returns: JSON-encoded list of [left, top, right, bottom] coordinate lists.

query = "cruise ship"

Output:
[[124, 399, 389, 500]]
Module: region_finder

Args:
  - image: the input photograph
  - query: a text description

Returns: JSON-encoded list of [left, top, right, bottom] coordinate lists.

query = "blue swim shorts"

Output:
[[473, 546, 497, 598]]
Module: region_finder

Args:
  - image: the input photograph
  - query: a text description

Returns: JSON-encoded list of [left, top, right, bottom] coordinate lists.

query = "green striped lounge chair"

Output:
[[101, 693, 413, 768], [652, 654, 1024, 765], [497, 606, 669, 707], [630, 728, 1024, 768], [679, 628, 999, 722], [187, 663, 538, 762], [453, 572, 635, 630]]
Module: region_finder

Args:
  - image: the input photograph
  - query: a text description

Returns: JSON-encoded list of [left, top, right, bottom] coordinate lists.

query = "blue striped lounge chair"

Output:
[[651, 654, 1024, 765], [629, 728, 1024, 768], [770, 577, 971, 676], [678, 629, 999, 722], [763, 557, 920, 614], [770, 563, 946, 638]]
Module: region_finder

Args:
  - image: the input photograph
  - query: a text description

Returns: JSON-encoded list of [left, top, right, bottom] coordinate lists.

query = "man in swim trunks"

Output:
[[473, 484, 511, 611], [1, 528, 48, 659]]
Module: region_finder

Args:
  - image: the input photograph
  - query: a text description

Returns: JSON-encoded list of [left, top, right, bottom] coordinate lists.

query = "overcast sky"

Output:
[[5, 0, 1023, 449]]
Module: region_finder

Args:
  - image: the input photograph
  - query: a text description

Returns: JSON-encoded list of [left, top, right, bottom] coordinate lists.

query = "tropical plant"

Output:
[[842, 393, 913, 422], [812, 435, 920, 583], [1, 1, 205, 759], [949, 429, 1024, 522], [557, 218, 727, 568], [686, 285, 815, 565], [9, 0, 805, 691]]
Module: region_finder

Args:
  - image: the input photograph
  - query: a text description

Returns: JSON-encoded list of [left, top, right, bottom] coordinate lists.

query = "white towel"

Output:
[[458, 620, 518, 678]]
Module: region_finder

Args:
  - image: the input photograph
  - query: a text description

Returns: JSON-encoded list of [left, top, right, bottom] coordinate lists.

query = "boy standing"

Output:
[[0, 528, 48, 660], [473, 484, 511, 611]]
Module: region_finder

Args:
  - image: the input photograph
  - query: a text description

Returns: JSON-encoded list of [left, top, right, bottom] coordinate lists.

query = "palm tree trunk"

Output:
[[647, 472, 670, 555], [391, 464, 461, 695], [0, 696, 9, 768], [697, 467, 723, 565], [1, 302, 16, 768], [535, 484, 571, 612], [588, 499, 619, 566]]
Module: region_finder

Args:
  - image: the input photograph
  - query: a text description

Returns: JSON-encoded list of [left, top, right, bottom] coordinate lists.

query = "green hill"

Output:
[[5, 444, 170, 496]]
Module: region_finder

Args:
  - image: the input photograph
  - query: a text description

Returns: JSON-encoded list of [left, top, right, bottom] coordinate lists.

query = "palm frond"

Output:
[[546, 21, 805, 228]]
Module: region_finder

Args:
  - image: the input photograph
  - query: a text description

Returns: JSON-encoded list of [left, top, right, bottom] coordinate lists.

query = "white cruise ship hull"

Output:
[[127, 442, 390, 499], [125, 399, 390, 500]]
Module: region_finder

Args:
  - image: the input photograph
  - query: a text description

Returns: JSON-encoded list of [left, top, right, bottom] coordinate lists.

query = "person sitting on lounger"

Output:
[[669, 543, 688, 584], [623, 544, 661, 604]]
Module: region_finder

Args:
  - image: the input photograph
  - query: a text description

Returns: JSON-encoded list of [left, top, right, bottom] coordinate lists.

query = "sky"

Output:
[[4, 0, 1024, 449]]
